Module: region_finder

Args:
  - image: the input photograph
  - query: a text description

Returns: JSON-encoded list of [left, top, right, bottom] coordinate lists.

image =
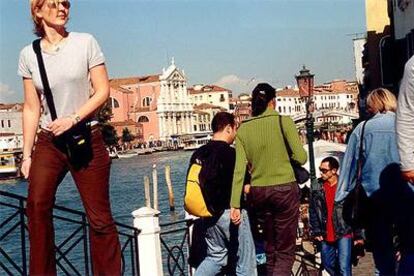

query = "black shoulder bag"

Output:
[[32, 39, 93, 170], [343, 120, 369, 229], [279, 115, 310, 184]]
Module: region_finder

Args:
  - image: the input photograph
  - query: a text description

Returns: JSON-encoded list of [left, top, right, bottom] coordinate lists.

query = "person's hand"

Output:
[[354, 239, 364, 246], [230, 207, 241, 225], [47, 116, 74, 136], [315, 235, 324, 242], [21, 157, 32, 179], [243, 184, 251, 195], [401, 170, 414, 184]]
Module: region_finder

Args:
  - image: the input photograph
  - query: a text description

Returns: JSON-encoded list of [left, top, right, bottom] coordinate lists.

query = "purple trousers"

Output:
[[250, 182, 300, 276], [27, 128, 121, 276]]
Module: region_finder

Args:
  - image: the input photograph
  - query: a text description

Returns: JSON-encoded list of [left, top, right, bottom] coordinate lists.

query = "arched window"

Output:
[[138, 116, 150, 123], [110, 97, 120, 108], [142, 97, 152, 107]]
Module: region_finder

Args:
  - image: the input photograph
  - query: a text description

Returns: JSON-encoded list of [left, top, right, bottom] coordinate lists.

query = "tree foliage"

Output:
[[97, 100, 119, 146], [122, 127, 134, 143]]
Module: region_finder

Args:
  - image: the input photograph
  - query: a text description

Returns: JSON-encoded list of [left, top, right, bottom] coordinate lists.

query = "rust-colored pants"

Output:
[[27, 128, 121, 276], [250, 182, 300, 276]]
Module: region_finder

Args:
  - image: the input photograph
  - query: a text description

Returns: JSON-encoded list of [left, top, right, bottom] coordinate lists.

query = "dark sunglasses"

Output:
[[319, 167, 330, 174], [47, 0, 71, 9]]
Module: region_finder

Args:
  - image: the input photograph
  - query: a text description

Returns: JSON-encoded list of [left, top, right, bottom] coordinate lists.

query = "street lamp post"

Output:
[[295, 66, 317, 186]]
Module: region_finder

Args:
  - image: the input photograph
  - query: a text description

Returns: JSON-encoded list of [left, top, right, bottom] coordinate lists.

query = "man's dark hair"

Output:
[[321, 156, 339, 170], [211, 112, 235, 133]]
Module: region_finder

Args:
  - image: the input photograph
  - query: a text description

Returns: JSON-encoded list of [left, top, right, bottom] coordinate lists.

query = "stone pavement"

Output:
[[353, 251, 375, 276]]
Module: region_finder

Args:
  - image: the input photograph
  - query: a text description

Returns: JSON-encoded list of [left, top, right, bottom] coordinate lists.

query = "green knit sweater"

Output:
[[230, 108, 307, 208]]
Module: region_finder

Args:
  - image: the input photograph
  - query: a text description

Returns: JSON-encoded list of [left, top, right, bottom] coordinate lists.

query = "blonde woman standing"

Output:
[[18, 0, 121, 274], [336, 88, 402, 275]]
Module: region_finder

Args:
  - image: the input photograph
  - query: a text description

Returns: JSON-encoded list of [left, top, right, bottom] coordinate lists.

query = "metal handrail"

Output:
[[159, 218, 193, 276], [0, 190, 140, 276]]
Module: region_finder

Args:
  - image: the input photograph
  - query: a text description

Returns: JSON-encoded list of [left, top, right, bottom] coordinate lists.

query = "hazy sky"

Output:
[[0, 0, 366, 103]]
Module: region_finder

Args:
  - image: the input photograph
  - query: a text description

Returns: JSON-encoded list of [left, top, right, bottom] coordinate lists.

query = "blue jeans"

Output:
[[321, 237, 352, 276], [195, 209, 257, 276]]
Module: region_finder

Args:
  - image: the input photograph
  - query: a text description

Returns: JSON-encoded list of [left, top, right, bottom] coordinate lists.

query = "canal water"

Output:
[[0, 150, 194, 274], [1, 150, 193, 223]]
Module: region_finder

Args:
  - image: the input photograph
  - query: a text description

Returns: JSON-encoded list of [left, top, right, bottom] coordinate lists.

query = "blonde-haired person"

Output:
[[18, 0, 121, 275], [335, 88, 403, 275]]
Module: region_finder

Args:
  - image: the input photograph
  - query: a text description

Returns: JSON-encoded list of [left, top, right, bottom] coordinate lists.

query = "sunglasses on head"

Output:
[[319, 167, 330, 174], [47, 0, 71, 9]]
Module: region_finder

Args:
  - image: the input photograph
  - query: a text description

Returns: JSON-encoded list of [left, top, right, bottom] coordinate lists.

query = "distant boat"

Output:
[[183, 134, 211, 151], [152, 146, 166, 152], [117, 151, 136, 159], [0, 153, 19, 179], [135, 148, 154, 155]]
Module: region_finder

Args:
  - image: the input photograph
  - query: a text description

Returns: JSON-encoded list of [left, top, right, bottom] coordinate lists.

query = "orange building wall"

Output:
[[110, 88, 135, 122], [133, 83, 161, 141]]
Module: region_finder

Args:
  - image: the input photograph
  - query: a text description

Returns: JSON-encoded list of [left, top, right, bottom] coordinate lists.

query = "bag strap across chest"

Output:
[[32, 39, 58, 121]]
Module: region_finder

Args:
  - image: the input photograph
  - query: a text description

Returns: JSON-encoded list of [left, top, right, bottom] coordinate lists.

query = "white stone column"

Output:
[[172, 113, 177, 134], [186, 113, 191, 134], [132, 207, 163, 276], [190, 113, 196, 132], [166, 114, 171, 138], [162, 113, 168, 141], [158, 114, 164, 141]]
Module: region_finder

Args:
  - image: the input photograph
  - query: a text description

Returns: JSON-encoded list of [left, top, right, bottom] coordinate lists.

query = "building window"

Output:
[[7, 120, 11, 128], [194, 125, 197, 131], [110, 97, 120, 108], [1, 120, 3, 128], [220, 94, 225, 102], [138, 116, 149, 123], [278, 107, 282, 113], [142, 97, 152, 107]]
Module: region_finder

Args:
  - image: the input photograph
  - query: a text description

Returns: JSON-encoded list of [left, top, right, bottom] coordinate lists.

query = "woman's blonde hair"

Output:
[[366, 88, 397, 114], [30, 0, 68, 37], [30, 0, 47, 37]]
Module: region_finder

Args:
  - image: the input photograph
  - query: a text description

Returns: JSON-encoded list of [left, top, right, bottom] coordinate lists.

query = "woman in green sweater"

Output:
[[230, 83, 307, 276]]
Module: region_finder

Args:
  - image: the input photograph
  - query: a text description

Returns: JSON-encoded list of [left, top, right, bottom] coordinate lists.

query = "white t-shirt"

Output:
[[18, 32, 105, 128]]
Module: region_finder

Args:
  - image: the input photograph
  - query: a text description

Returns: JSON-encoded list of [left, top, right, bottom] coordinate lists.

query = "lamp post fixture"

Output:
[[295, 65, 317, 186]]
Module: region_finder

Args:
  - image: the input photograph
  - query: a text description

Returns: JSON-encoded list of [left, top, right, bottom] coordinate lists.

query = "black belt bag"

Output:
[[33, 39, 93, 170], [53, 121, 93, 169]]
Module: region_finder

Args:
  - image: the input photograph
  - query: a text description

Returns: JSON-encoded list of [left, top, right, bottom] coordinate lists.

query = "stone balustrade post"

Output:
[[132, 207, 163, 276]]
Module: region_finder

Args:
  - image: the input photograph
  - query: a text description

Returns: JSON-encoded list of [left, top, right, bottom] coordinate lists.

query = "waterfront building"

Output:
[[275, 80, 358, 124], [0, 103, 23, 136], [109, 60, 194, 144], [231, 80, 358, 125], [192, 103, 226, 133], [353, 37, 366, 85], [232, 93, 252, 123], [188, 84, 231, 111], [0, 103, 23, 151], [192, 109, 211, 133]]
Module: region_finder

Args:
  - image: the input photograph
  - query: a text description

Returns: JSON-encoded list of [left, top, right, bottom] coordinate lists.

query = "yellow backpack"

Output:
[[184, 160, 213, 217]]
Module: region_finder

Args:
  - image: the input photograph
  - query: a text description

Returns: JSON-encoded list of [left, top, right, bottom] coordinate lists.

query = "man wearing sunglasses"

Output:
[[309, 157, 352, 276]]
